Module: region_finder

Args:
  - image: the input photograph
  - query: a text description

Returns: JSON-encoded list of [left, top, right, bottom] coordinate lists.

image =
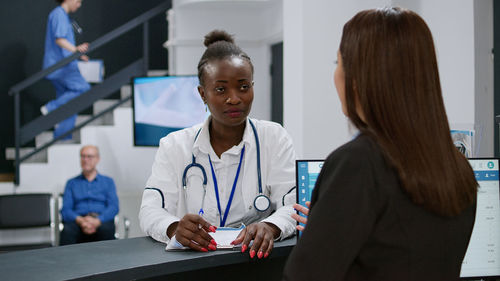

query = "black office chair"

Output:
[[0, 193, 56, 253]]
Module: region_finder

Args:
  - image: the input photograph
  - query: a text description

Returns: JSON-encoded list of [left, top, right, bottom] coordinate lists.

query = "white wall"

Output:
[[395, 0, 494, 157], [284, 0, 494, 158], [473, 0, 494, 157], [284, 0, 390, 158], [167, 0, 284, 121]]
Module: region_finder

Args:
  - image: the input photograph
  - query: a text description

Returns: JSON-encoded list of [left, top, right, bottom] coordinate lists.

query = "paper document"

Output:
[[165, 226, 244, 251], [77, 59, 104, 83], [213, 226, 243, 249]]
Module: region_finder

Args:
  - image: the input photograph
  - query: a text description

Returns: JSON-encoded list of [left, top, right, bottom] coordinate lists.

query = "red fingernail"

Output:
[[264, 252, 269, 258], [208, 244, 216, 251], [209, 226, 217, 232], [210, 239, 217, 246], [241, 244, 247, 253], [250, 249, 256, 258], [201, 248, 208, 252], [257, 251, 263, 259]]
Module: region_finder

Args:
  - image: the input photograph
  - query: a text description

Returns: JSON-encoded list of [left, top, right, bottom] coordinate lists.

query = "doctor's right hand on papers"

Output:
[[169, 214, 217, 252], [166, 226, 245, 251]]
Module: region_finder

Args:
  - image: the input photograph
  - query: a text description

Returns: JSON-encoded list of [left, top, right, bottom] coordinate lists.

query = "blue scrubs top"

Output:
[[43, 6, 79, 79]]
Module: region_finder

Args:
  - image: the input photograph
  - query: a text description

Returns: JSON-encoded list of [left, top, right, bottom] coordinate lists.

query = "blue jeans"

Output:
[[60, 220, 115, 245], [46, 68, 90, 140]]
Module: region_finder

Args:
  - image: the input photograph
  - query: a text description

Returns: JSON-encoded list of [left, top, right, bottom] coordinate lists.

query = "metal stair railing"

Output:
[[8, 1, 170, 186]]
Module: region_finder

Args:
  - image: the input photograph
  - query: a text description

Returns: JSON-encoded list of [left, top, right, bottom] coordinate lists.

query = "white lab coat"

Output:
[[139, 117, 297, 244]]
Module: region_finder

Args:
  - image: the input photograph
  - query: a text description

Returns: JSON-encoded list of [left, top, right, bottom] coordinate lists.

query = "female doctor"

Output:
[[139, 30, 297, 258]]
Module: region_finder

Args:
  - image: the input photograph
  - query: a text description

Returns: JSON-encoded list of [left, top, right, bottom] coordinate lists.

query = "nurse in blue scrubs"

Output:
[[42, 0, 90, 140]]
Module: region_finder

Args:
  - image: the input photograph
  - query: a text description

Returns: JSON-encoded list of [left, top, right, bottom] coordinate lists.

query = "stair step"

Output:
[[147, 70, 168, 77], [5, 147, 48, 163], [120, 85, 132, 108], [35, 131, 54, 148], [14, 97, 123, 160], [75, 114, 102, 127], [35, 129, 81, 148], [93, 99, 117, 125]]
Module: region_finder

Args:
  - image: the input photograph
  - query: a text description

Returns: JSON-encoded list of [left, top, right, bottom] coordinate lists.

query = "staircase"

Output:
[[5, 85, 131, 164], [3, 2, 172, 240], [1, 77, 167, 238]]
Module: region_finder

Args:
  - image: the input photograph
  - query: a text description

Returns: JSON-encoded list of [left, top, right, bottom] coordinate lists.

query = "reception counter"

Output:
[[0, 236, 296, 281]]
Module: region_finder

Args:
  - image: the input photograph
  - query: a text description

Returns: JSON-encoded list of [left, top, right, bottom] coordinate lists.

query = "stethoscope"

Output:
[[181, 119, 270, 226], [71, 19, 83, 35]]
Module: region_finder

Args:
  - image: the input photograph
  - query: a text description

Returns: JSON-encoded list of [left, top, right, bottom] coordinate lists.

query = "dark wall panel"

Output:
[[0, 0, 170, 173]]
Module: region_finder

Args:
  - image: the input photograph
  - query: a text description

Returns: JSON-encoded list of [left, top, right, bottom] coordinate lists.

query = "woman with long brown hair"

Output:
[[283, 7, 477, 280]]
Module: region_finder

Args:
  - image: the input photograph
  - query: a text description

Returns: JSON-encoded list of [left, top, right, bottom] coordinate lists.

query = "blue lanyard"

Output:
[[208, 145, 245, 227]]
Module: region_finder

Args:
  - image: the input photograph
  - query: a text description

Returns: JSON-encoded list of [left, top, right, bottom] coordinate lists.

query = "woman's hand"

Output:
[[291, 201, 310, 231], [231, 222, 281, 259], [169, 214, 217, 252]]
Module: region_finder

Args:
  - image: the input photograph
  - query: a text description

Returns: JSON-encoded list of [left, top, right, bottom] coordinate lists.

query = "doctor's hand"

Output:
[[76, 43, 89, 61], [231, 222, 281, 259], [291, 201, 310, 231], [170, 214, 217, 252], [76, 43, 89, 53]]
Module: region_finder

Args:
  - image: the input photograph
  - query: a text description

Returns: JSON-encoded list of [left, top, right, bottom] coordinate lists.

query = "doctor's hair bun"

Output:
[[203, 30, 235, 47], [197, 29, 253, 86]]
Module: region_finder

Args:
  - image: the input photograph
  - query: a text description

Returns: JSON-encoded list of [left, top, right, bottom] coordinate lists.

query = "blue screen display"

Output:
[[132, 76, 210, 146], [296, 160, 324, 237], [461, 158, 500, 278]]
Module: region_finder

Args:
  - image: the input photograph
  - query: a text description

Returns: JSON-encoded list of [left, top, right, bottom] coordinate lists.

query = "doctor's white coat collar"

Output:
[[192, 117, 254, 157]]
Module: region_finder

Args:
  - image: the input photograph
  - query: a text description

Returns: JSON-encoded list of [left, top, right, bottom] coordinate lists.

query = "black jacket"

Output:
[[283, 134, 476, 281]]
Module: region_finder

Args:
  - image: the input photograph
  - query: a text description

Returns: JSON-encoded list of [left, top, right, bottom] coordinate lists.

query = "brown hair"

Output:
[[197, 30, 253, 86], [339, 7, 477, 216]]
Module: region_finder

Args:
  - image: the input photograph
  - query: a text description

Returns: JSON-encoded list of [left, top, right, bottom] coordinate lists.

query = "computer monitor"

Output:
[[295, 158, 500, 279], [295, 160, 324, 237], [132, 75, 209, 146], [461, 158, 500, 279]]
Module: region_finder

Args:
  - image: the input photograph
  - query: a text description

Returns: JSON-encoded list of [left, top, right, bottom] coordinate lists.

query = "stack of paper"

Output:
[[165, 226, 244, 251]]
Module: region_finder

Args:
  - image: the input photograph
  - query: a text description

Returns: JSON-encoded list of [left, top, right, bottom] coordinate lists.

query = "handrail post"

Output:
[[14, 92, 20, 187], [143, 21, 149, 75]]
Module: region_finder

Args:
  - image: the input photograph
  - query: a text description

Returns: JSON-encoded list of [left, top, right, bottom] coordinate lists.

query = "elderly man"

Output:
[[60, 145, 119, 245]]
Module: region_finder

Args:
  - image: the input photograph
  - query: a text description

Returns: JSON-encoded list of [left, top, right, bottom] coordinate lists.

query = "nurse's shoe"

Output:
[[40, 105, 49, 115]]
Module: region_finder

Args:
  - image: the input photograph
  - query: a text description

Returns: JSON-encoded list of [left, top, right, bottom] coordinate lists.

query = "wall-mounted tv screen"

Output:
[[132, 75, 209, 146]]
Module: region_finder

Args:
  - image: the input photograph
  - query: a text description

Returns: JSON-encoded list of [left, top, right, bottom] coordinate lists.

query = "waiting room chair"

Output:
[[57, 194, 130, 242], [0, 193, 57, 253]]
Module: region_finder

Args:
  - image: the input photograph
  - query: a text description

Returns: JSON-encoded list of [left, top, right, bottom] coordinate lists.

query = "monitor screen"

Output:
[[461, 158, 500, 279], [296, 158, 500, 278], [296, 160, 324, 237], [132, 75, 209, 146]]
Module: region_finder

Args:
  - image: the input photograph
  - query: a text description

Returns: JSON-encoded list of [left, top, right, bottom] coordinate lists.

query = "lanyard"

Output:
[[208, 145, 245, 227]]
